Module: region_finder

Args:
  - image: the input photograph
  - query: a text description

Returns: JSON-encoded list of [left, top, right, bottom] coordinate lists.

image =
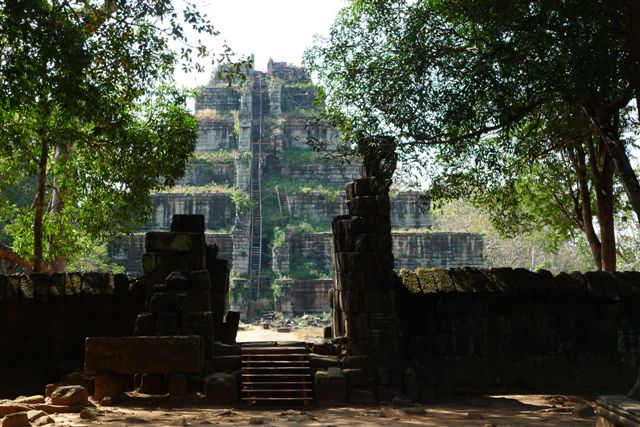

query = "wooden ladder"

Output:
[[240, 344, 313, 407], [248, 75, 264, 299]]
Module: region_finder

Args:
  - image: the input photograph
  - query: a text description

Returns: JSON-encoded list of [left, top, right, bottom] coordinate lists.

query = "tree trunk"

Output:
[[33, 137, 49, 273], [583, 105, 640, 226], [572, 144, 603, 269], [588, 136, 617, 272], [48, 142, 70, 272]]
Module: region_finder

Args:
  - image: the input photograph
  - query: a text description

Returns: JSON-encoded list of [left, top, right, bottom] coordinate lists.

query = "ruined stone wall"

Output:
[[275, 279, 332, 314], [393, 232, 483, 270], [195, 86, 240, 112], [196, 118, 237, 151], [391, 192, 431, 228], [176, 160, 235, 187], [396, 268, 640, 394], [280, 85, 317, 112], [287, 192, 346, 224], [0, 273, 144, 397], [110, 233, 233, 277], [283, 162, 361, 187], [147, 192, 235, 231], [272, 232, 333, 277], [281, 118, 341, 150]]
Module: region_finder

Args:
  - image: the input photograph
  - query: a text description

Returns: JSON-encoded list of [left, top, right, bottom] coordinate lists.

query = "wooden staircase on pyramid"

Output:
[[240, 343, 313, 407]]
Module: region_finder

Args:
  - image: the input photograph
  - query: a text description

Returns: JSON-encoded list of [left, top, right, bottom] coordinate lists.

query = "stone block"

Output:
[[2, 412, 29, 427], [207, 259, 230, 294], [64, 372, 95, 395], [311, 339, 336, 356], [50, 385, 88, 406], [584, 271, 620, 301], [376, 215, 392, 232], [309, 354, 341, 369], [176, 290, 212, 313], [145, 232, 206, 254], [349, 196, 378, 217], [416, 268, 449, 293], [165, 270, 190, 290], [214, 342, 241, 356], [17, 276, 33, 299], [376, 195, 390, 215], [190, 270, 212, 291], [353, 179, 370, 197], [142, 253, 158, 274], [399, 269, 420, 293], [345, 182, 355, 200], [168, 373, 188, 397], [378, 367, 402, 386], [338, 290, 361, 313], [31, 273, 50, 301], [94, 374, 127, 401], [612, 272, 640, 298], [343, 368, 369, 388], [45, 383, 63, 397], [342, 356, 368, 369], [133, 313, 155, 336], [314, 367, 346, 407], [204, 372, 238, 404], [49, 273, 64, 296], [82, 273, 113, 296], [363, 290, 394, 312], [156, 312, 180, 335], [180, 312, 214, 357], [113, 274, 130, 300], [149, 292, 177, 314], [140, 373, 166, 394], [211, 294, 226, 316], [404, 368, 419, 401], [555, 271, 588, 297], [223, 311, 240, 345], [64, 273, 82, 296], [84, 336, 203, 375], [171, 214, 205, 234], [212, 355, 241, 372], [349, 389, 375, 406]]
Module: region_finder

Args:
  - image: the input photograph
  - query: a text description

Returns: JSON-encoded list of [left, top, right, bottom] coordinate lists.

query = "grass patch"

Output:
[[160, 184, 233, 194], [196, 109, 234, 120], [192, 149, 236, 164]]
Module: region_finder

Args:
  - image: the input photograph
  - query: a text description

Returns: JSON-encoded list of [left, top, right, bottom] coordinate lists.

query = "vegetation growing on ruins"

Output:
[[192, 150, 237, 164], [161, 184, 234, 194], [230, 189, 251, 213], [306, 0, 640, 272]]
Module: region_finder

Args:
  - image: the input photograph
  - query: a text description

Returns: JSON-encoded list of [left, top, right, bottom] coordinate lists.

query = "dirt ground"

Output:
[[48, 394, 597, 426], [236, 324, 325, 342], [33, 330, 599, 426]]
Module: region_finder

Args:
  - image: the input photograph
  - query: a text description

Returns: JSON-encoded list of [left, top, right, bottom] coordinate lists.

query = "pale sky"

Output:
[[174, 0, 347, 88]]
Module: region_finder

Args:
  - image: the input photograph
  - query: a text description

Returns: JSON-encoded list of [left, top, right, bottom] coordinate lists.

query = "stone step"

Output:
[[242, 360, 309, 365], [242, 389, 312, 394], [242, 346, 308, 353]]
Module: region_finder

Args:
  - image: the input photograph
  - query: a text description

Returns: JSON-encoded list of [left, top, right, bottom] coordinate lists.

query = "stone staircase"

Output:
[[240, 343, 313, 406]]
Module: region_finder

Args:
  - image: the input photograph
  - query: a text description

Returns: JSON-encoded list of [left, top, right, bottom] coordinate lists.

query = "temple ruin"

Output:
[[108, 59, 484, 316]]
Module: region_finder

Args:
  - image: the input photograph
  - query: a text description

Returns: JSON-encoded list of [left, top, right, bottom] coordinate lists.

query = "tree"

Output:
[[305, 0, 640, 271], [0, 1, 239, 272], [432, 199, 594, 272]]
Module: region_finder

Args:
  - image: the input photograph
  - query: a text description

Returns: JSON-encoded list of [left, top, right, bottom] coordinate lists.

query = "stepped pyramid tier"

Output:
[[109, 59, 483, 317]]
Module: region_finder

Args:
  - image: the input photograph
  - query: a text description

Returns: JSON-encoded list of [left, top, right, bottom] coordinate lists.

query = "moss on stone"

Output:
[[399, 269, 420, 294], [415, 268, 453, 293]]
